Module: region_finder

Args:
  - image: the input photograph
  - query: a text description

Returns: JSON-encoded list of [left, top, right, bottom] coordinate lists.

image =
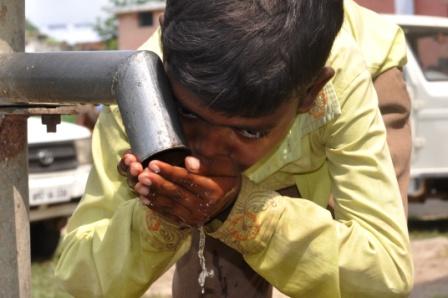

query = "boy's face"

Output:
[[169, 76, 300, 176]]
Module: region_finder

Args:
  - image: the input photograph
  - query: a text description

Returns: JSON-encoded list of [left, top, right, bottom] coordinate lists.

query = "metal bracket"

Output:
[[0, 105, 80, 132], [41, 114, 61, 133]]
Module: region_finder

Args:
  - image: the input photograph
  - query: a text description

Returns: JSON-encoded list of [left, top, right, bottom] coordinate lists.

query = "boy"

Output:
[[56, 0, 413, 297]]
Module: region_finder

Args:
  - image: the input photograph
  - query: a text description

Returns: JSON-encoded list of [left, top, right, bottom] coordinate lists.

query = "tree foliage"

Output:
[[26, 20, 39, 34]]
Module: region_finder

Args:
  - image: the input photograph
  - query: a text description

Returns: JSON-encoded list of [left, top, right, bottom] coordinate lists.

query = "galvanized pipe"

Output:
[[114, 51, 190, 166], [0, 0, 31, 297], [0, 50, 190, 165], [0, 51, 136, 105]]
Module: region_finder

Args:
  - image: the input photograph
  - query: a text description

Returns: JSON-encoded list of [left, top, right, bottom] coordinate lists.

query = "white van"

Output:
[[386, 14, 448, 201], [28, 116, 92, 259]]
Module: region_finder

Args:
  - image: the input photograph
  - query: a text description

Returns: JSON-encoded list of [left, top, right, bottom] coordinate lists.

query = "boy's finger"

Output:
[[145, 171, 202, 210], [148, 160, 218, 195], [148, 160, 240, 203], [144, 172, 220, 224], [117, 159, 127, 176], [127, 174, 139, 190], [129, 162, 143, 176], [185, 156, 240, 177], [117, 150, 138, 176], [134, 182, 150, 197]]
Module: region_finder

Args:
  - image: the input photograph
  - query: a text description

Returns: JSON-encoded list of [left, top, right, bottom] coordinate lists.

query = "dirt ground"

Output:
[[145, 236, 448, 298], [410, 237, 448, 297]]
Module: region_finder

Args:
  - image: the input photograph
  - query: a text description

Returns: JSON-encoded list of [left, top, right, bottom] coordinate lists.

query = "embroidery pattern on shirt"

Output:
[[213, 192, 280, 255], [144, 210, 187, 251], [244, 83, 340, 184], [308, 91, 328, 119]]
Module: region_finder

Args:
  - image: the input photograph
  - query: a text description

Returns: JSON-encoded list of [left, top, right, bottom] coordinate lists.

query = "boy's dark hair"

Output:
[[162, 0, 344, 117]]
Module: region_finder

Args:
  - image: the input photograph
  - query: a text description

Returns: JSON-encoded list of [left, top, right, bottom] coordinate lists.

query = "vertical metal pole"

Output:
[[0, 0, 31, 297]]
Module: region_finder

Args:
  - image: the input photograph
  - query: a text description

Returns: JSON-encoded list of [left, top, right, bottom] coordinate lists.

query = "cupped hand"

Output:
[[117, 150, 144, 191], [135, 156, 241, 227]]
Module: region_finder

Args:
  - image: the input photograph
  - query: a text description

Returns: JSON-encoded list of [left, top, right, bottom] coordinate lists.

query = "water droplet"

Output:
[[197, 226, 214, 294]]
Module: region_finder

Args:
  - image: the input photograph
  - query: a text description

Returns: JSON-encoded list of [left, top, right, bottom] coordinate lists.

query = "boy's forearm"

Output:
[[56, 106, 192, 297], [207, 178, 412, 297], [56, 199, 191, 298], [375, 67, 412, 214]]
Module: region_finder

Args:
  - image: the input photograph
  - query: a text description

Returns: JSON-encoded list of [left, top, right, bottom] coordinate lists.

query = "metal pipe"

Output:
[[0, 0, 31, 297], [0, 50, 190, 165], [0, 51, 135, 105], [115, 51, 190, 166]]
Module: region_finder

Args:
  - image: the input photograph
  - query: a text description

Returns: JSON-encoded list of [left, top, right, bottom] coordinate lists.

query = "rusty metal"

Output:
[[0, 105, 79, 115], [41, 115, 61, 133], [0, 115, 31, 298], [0, 0, 30, 297]]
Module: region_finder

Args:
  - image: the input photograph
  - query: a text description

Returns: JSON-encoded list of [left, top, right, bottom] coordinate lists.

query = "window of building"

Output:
[[138, 12, 154, 27], [405, 26, 448, 81]]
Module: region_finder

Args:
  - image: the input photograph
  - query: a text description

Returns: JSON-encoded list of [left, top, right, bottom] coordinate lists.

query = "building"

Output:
[[358, 0, 448, 16], [116, 0, 448, 50], [115, 2, 165, 50]]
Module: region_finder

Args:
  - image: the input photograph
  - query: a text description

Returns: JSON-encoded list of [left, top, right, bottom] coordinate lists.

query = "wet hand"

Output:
[[135, 157, 241, 227], [117, 150, 144, 192]]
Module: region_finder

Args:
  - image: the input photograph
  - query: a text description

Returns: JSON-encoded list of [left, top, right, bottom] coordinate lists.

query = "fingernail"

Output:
[[139, 187, 149, 196], [186, 157, 200, 171], [149, 162, 160, 173], [140, 177, 152, 186]]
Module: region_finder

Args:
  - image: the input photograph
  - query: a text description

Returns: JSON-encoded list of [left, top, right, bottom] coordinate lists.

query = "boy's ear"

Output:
[[297, 67, 335, 113]]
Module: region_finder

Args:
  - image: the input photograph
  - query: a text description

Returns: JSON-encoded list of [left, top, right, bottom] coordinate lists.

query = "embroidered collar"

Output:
[[244, 82, 341, 183]]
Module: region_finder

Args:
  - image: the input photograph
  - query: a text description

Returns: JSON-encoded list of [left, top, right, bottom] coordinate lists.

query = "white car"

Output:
[[384, 15, 448, 201], [28, 116, 92, 259]]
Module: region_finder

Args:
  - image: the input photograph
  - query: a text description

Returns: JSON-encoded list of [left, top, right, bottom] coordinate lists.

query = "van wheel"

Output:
[[30, 217, 67, 262]]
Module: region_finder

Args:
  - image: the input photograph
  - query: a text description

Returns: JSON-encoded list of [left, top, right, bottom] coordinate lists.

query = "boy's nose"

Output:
[[189, 125, 232, 159]]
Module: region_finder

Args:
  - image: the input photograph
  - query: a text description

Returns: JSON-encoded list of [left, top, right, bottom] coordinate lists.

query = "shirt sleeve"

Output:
[[208, 46, 413, 298], [343, 0, 408, 78], [55, 106, 191, 298]]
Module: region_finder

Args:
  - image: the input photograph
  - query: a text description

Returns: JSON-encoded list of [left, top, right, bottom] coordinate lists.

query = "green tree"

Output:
[[26, 20, 39, 35], [95, 0, 161, 49]]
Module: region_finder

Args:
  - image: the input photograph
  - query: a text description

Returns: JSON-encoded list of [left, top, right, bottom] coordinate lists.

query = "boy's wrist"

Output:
[[210, 200, 236, 223]]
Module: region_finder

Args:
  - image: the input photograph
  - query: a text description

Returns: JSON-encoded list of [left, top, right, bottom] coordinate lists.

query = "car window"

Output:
[[403, 25, 448, 82]]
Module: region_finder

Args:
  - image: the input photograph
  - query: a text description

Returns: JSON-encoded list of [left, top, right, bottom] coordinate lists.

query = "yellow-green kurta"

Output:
[[56, 1, 413, 297]]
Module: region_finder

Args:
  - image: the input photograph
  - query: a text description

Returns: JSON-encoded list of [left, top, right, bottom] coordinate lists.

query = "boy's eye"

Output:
[[237, 128, 269, 140], [178, 106, 198, 119]]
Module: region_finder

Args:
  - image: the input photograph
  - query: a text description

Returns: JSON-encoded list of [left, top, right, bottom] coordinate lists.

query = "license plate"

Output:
[[29, 186, 70, 206]]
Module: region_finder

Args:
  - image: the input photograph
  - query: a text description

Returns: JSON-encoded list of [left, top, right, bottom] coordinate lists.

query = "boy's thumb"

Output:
[[185, 156, 201, 173], [185, 156, 240, 177]]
